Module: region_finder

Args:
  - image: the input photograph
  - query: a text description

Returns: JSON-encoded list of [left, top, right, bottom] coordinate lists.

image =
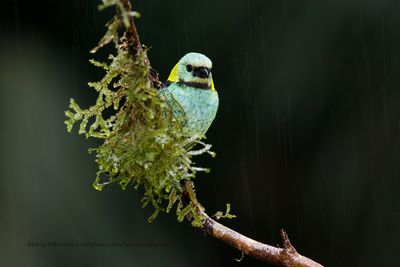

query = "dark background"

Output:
[[1, 0, 400, 266]]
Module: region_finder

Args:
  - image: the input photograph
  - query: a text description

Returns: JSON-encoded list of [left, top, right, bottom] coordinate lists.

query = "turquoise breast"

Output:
[[161, 83, 219, 136]]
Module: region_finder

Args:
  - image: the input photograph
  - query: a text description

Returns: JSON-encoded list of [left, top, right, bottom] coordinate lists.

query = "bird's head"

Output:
[[167, 52, 215, 91]]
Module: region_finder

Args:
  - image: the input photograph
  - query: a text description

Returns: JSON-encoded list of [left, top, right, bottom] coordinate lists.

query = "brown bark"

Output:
[[202, 212, 322, 267], [183, 181, 323, 267], [120, 0, 141, 51], [119, 0, 160, 87]]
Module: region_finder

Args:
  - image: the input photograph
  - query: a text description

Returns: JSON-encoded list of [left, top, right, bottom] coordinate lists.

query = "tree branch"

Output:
[[202, 213, 322, 266], [120, 0, 141, 52], [119, 0, 160, 86], [118, 1, 324, 266], [183, 181, 323, 267]]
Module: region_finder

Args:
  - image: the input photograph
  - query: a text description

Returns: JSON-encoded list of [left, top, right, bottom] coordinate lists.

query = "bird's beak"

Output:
[[193, 67, 209, 79]]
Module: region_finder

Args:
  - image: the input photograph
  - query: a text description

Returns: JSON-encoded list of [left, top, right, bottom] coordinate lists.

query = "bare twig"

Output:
[[202, 213, 322, 267], [120, 0, 141, 51], [119, 0, 160, 86], [119, 1, 324, 266]]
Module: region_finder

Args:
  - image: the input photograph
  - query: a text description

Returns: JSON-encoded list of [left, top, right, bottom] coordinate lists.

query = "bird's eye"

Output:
[[186, 65, 193, 72]]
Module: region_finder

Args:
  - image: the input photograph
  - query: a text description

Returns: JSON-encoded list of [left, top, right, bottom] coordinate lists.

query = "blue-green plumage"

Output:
[[161, 83, 219, 136]]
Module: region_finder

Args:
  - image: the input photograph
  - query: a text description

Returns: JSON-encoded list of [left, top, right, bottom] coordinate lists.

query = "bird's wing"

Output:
[[159, 86, 187, 127]]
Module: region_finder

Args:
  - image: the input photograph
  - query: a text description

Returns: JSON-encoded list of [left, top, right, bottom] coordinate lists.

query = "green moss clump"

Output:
[[64, 0, 214, 225], [214, 204, 236, 220]]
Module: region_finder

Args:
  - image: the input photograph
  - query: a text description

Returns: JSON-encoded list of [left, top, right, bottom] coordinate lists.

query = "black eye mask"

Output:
[[186, 64, 211, 79]]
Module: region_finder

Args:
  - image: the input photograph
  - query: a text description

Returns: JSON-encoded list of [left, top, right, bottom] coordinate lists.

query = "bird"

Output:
[[97, 53, 218, 185], [159, 52, 219, 137]]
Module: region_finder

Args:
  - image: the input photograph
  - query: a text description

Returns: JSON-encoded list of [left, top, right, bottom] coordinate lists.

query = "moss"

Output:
[[64, 0, 214, 225], [214, 204, 236, 220]]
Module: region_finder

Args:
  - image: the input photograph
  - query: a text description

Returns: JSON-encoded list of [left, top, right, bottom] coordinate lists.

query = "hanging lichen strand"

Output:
[[64, 0, 214, 225]]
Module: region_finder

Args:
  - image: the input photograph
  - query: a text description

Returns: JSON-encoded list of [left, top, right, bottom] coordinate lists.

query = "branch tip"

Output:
[[280, 229, 297, 254]]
